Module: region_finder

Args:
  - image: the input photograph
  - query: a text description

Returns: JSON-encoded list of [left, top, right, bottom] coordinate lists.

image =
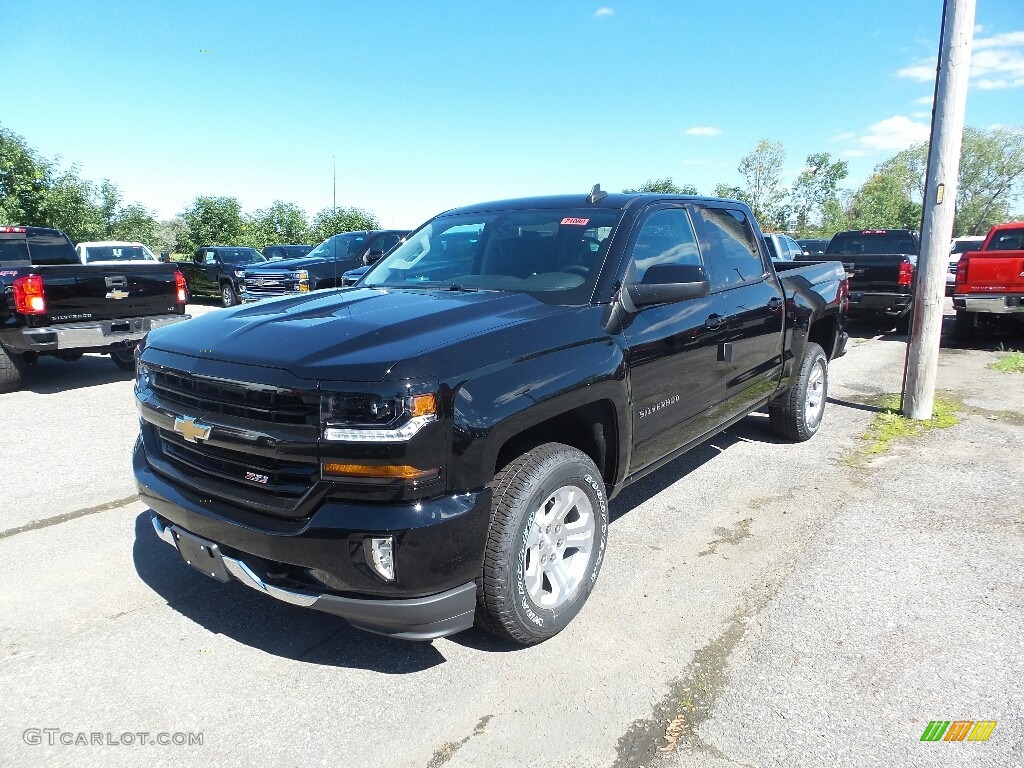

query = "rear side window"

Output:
[[691, 206, 766, 290], [27, 231, 78, 265], [0, 235, 30, 263]]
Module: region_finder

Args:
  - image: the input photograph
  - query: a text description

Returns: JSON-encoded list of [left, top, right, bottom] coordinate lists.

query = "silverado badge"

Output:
[[173, 416, 212, 443], [105, 289, 130, 300]]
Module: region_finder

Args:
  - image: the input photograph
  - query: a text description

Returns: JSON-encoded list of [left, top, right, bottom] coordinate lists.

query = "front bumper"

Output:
[[953, 294, 1024, 314], [241, 289, 306, 303], [134, 439, 489, 640], [0, 313, 188, 354]]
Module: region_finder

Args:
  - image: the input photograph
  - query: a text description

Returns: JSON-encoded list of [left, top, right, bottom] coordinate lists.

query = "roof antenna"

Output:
[[587, 183, 607, 204]]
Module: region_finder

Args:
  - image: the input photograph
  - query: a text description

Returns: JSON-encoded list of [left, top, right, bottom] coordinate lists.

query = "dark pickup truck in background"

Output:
[[241, 230, 408, 302], [177, 246, 267, 307], [953, 222, 1024, 341], [0, 226, 188, 392], [133, 190, 848, 645], [814, 229, 920, 332]]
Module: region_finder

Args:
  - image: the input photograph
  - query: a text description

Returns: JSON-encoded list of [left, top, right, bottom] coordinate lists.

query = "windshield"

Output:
[[84, 244, 156, 262], [363, 209, 621, 304], [308, 233, 369, 260], [220, 248, 265, 264]]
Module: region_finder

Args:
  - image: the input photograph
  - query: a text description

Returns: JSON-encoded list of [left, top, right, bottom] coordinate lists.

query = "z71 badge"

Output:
[[244, 471, 270, 484]]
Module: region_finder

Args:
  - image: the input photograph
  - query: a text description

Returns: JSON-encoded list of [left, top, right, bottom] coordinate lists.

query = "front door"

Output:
[[621, 205, 731, 473]]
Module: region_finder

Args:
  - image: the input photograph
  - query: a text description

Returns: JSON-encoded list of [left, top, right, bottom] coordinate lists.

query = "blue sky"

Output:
[[2, 1, 1022, 229]]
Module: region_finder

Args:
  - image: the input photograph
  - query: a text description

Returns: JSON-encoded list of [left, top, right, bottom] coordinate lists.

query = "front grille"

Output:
[[150, 368, 318, 425], [244, 271, 295, 297], [159, 428, 318, 497]]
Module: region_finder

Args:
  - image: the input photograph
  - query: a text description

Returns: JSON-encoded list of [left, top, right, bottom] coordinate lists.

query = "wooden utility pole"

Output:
[[903, 0, 975, 420]]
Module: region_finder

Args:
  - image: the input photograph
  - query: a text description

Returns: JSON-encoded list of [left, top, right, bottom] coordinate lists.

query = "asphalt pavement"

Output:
[[0, 303, 1020, 767]]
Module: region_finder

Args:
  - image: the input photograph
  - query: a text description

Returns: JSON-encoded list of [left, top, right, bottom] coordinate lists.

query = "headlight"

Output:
[[321, 389, 437, 442], [135, 360, 151, 392], [234, 269, 245, 278], [294, 269, 310, 291]]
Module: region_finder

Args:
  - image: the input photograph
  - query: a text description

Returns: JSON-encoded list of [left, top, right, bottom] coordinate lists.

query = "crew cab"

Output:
[[952, 222, 1024, 340], [177, 246, 267, 307], [817, 229, 919, 331], [133, 190, 848, 645], [0, 226, 188, 392], [241, 230, 408, 302]]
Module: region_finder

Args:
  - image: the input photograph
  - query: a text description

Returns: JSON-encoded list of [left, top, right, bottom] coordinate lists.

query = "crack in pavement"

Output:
[[426, 715, 493, 767], [0, 494, 140, 540]]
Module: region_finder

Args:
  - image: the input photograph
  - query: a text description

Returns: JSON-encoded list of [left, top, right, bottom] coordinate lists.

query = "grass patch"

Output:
[[990, 352, 1024, 374], [845, 394, 960, 466]]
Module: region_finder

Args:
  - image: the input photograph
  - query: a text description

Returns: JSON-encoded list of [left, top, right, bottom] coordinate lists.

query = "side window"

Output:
[[629, 208, 702, 282], [691, 206, 766, 290], [203, 250, 217, 266], [375, 234, 401, 254]]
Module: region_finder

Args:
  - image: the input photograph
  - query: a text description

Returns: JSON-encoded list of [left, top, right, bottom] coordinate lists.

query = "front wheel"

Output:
[[221, 283, 238, 307], [769, 342, 828, 442], [110, 348, 136, 371], [475, 443, 609, 645]]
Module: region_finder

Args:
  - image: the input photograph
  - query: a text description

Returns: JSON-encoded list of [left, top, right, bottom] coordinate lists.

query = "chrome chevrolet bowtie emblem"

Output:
[[105, 289, 130, 299], [173, 416, 212, 443]]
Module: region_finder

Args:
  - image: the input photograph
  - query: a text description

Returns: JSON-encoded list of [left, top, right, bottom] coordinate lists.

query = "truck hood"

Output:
[[244, 256, 332, 272], [145, 287, 573, 382]]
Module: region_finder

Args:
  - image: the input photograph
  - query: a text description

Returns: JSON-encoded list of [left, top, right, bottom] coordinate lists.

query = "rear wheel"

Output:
[[475, 443, 609, 645], [769, 342, 828, 442], [953, 309, 977, 343], [110, 348, 136, 371], [0, 343, 26, 393], [221, 282, 238, 307]]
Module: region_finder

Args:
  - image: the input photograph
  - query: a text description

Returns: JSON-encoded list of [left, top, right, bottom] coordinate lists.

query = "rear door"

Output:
[[690, 205, 785, 419]]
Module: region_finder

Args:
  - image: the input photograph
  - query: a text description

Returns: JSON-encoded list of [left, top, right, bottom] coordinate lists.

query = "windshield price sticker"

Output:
[[560, 218, 590, 226]]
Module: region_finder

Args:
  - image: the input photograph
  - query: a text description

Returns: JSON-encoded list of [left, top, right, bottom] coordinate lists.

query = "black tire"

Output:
[[110, 348, 136, 371], [221, 282, 238, 307], [475, 443, 609, 645], [953, 309, 976, 343], [895, 311, 911, 335], [0, 343, 26, 393], [769, 342, 828, 442]]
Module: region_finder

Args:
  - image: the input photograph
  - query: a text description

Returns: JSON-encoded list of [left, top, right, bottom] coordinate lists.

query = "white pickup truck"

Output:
[[76, 240, 161, 265]]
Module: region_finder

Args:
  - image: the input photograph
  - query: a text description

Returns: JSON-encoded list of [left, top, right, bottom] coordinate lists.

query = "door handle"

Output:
[[705, 314, 724, 330], [767, 297, 784, 310]]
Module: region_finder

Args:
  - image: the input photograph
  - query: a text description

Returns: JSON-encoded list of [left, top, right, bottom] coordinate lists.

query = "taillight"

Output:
[[13, 275, 46, 315], [174, 270, 187, 304], [955, 255, 969, 287], [898, 260, 913, 287]]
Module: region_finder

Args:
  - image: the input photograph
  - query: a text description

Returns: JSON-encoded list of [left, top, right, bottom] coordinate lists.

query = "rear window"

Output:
[[83, 245, 156, 262], [826, 232, 918, 256], [989, 228, 1024, 251], [29, 231, 79, 265], [0, 234, 30, 263]]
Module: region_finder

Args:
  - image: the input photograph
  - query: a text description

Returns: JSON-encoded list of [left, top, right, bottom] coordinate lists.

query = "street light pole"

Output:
[[903, 0, 975, 420]]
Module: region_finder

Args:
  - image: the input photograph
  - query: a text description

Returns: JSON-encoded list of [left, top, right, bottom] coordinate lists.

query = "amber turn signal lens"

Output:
[[322, 463, 439, 480], [409, 393, 437, 417]]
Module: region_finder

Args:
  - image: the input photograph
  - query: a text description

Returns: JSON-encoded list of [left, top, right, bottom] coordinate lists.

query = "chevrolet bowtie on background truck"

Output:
[[133, 189, 848, 645], [0, 226, 188, 393]]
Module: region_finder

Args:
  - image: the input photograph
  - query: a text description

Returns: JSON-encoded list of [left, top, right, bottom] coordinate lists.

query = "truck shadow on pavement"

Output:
[[131, 513, 449, 673], [131, 413, 790, 664], [17, 354, 134, 394]]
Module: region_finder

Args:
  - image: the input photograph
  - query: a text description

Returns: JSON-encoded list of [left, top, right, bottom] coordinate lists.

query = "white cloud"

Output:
[[831, 131, 857, 142], [685, 126, 722, 136], [594, 7, 614, 17], [912, 111, 931, 119], [897, 29, 1024, 90], [858, 116, 930, 150], [913, 95, 933, 105]]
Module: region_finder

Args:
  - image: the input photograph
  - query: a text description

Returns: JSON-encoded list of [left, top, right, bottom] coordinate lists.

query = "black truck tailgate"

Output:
[[38, 264, 181, 322]]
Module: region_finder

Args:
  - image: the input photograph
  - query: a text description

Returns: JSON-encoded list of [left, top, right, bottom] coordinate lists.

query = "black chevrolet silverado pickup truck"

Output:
[[815, 229, 920, 332], [177, 246, 267, 307], [241, 230, 408, 302], [0, 226, 188, 393], [133, 190, 848, 644]]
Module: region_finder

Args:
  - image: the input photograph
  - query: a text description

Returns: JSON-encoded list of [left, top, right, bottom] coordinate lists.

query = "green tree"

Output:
[[737, 139, 789, 230], [846, 168, 922, 230], [179, 196, 246, 254], [40, 168, 104, 243], [0, 125, 53, 225], [110, 203, 158, 245], [791, 153, 848, 236], [955, 126, 1024, 235], [623, 178, 698, 195], [711, 183, 743, 200], [246, 201, 310, 249], [310, 206, 379, 244]]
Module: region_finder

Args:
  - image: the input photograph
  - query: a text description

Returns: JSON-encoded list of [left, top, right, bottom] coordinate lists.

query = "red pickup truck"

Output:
[[953, 222, 1024, 341]]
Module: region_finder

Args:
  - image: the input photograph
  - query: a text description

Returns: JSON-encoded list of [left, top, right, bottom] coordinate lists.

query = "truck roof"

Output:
[[443, 192, 746, 216]]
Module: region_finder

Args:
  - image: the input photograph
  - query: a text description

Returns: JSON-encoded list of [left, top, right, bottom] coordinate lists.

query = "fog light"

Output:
[[365, 537, 395, 582]]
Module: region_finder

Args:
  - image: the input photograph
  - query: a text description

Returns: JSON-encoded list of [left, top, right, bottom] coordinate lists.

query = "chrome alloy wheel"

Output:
[[522, 485, 595, 609], [805, 359, 826, 427]]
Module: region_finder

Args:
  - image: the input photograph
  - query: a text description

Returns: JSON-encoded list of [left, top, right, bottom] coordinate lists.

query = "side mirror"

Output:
[[624, 264, 710, 309]]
